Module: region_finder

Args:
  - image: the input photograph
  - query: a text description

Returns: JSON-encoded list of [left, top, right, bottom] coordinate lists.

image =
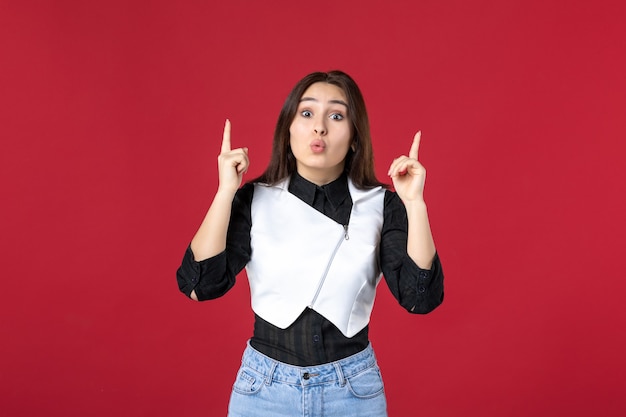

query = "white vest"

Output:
[[245, 178, 386, 337]]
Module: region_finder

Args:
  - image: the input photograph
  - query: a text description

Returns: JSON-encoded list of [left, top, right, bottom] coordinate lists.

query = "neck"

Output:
[[296, 167, 344, 186]]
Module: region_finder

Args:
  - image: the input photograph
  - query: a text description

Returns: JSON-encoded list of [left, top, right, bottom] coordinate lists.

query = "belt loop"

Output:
[[333, 362, 346, 387], [265, 361, 278, 386]]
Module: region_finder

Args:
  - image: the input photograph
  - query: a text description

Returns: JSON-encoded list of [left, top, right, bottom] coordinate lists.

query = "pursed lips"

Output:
[[310, 139, 326, 153]]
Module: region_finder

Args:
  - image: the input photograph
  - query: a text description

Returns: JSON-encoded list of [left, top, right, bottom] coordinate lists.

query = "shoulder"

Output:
[[384, 189, 403, 207], [347, 179, 386, 203], [248, 178, 289, 195], [234, 182, 255, 206], [243, 179, 289, 208], [382, 190, 407, 222]]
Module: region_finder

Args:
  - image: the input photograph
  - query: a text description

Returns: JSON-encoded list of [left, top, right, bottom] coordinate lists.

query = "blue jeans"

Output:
[[228, 342, 388, 417]]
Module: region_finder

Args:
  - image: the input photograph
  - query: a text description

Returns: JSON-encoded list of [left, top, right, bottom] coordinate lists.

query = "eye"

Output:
[[329, 113, 344, 121], [300, 110, 313, 118]]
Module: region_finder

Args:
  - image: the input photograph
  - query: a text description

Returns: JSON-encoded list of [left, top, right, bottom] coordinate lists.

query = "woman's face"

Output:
[[289, 82, 353, 185]]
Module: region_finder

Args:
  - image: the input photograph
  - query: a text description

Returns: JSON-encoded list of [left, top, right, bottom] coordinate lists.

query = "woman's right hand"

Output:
[[217, 119, 249, 194]]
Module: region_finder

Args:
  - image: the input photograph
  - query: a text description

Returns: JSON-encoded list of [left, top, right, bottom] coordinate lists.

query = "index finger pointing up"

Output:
[[409, 131, 421, 160], [221, 119, 231, 153]]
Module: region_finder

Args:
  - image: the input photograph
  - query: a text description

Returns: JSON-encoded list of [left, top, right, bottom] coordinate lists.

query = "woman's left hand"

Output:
[[387, 132, 426, 204]]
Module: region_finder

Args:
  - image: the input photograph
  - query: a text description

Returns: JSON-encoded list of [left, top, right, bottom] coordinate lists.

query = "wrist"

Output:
[[403, 198, 427, 211], [215, 186, 238, 199]]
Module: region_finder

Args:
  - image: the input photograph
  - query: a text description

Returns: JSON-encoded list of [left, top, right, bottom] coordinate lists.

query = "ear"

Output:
[[351, 142, 356, 152]]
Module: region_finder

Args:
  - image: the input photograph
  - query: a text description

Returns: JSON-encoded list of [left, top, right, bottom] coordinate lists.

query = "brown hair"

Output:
[[252, 70, 385, 189]]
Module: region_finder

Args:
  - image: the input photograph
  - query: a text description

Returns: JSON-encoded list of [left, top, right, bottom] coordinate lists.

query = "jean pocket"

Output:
[[232, 367, 265, 396], [345, 365, 385, 399]]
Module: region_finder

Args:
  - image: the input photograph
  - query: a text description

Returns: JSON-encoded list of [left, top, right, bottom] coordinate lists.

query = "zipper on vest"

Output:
[[309, 226, 348, 308]]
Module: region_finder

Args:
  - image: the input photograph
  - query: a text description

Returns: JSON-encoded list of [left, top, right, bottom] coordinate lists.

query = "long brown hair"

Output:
[[252, 70, 385, 189]]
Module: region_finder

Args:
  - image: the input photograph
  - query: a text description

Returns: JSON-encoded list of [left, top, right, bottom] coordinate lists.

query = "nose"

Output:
[[313, 114, 328, 136], [313, 124, 327, 136]]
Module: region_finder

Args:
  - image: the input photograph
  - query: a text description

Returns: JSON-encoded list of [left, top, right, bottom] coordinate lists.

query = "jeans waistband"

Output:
[[240, 341, 378, 386]]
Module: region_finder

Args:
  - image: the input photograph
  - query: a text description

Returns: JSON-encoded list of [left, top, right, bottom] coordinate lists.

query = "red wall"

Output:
[[2, 1, 625, 416]]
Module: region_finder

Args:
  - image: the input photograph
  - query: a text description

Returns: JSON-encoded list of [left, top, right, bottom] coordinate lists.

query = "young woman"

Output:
[[176, 70, 444, 416]]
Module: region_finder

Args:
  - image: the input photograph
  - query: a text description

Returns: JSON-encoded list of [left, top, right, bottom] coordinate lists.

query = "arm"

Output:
[[380, 192, 444, 314], [185, 120, 250, 301], [383, 132, 443, 313], [176, 184, 252, 301]]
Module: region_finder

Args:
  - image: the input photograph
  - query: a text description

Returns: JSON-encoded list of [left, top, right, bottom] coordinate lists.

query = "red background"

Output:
[[2, 1, 625, 416]]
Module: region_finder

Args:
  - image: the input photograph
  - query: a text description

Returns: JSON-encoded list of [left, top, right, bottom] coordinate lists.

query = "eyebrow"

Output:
[[299, 97, 348, 108]]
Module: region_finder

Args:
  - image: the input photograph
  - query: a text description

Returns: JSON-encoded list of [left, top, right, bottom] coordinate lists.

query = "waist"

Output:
[[241, 340, 378, 386], [250, 309, 369, 366]]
